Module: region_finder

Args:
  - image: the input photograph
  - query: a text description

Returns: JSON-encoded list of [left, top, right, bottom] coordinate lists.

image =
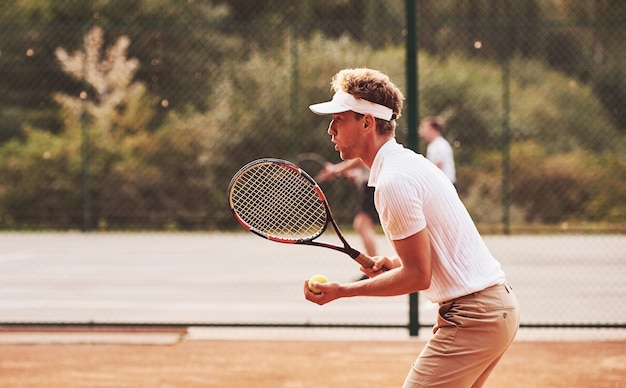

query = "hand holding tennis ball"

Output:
[[308, 274, 329, 294]]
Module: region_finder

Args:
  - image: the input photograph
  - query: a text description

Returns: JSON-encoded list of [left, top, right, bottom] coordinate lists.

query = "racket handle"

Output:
[[352, 252, 389, 271]]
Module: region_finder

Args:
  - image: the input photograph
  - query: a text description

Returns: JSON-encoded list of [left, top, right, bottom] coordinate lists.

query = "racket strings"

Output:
[[231, 163, 327, 240]]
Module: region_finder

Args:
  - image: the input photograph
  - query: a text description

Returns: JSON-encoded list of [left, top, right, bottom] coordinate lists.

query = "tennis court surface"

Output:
[[0, 232, 625, 387], [0, 327, 624, 387]]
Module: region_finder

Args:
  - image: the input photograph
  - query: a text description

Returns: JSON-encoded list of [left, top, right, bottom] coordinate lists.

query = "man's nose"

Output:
[[327, 120, 335, 135]]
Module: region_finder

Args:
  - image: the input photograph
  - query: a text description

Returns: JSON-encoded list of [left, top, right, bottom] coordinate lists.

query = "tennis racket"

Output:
[[228, 158, 382, 269]]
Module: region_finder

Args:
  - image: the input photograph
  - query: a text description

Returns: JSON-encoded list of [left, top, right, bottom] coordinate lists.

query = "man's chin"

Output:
[[336, 146, 353, 160]]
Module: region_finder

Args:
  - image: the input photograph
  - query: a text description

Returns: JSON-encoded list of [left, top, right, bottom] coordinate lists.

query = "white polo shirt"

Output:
[[368, 139, 505, 303]]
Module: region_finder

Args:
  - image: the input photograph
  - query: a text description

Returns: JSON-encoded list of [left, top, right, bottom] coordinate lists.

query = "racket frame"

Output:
[[228, 158, 364, 262]]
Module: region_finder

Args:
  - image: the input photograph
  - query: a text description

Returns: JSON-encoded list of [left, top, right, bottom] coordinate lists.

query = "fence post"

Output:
[[501, 58, 511, 235], [405, 0, 419, 152], [81, 26, 92, 232], [81, 99, 91, 232], [288, 15, 299, 158], [406, 0, 421, 337]]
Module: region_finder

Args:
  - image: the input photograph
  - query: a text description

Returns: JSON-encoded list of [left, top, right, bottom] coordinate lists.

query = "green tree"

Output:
[[0, 1, 69, 143], [0, 26, 155, 229], [0, 0, 238, 145], [222, 0, 405, 49], [54, 26, 152, 139]]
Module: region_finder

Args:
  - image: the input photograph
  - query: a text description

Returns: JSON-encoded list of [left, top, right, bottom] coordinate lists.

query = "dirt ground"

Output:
[[1, 335, 624, 388]]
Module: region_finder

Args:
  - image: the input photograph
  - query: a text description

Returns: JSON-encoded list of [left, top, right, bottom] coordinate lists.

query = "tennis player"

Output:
[[304, 68, 520, 387], [418, 116, 456, 185]]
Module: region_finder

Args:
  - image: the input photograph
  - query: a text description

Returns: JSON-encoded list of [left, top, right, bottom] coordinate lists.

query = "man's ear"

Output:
[[363, 113, 375, 130]]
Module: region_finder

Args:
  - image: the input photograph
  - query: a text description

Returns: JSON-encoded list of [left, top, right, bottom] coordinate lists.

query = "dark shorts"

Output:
[[359, 184, 379, 223]]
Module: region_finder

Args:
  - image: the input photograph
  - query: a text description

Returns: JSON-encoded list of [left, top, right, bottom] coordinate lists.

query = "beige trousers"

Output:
[[403, 283, 520, 388]]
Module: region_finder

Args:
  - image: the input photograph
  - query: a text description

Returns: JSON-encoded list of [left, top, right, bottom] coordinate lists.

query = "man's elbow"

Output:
[[406, 268, 431, 292], [418, 275, 431, 291]]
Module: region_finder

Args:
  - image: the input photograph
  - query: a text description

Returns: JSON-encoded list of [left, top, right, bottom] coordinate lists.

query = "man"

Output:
[[419, 116, 456, 184], [304, 68, 519, 388]]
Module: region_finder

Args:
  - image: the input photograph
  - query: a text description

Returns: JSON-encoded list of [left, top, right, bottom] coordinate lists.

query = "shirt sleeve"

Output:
[[375, 172, 427, 240]]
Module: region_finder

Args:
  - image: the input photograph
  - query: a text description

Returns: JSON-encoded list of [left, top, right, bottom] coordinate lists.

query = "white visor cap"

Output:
[[309, 91, 395, 121]]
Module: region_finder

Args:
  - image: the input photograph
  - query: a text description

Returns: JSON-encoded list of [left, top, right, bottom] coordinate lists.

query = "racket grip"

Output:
[[352, 252, 389, 271]]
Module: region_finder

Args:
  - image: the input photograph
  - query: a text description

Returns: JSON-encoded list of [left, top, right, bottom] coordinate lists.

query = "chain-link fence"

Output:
[[0, 1, 624, 329]]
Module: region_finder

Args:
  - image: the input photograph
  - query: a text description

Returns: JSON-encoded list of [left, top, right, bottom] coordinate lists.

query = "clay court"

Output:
[[1, 328, 625, 387]]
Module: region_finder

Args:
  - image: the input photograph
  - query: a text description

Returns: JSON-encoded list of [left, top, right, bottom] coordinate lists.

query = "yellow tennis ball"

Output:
[[308, 274, 328, 294]]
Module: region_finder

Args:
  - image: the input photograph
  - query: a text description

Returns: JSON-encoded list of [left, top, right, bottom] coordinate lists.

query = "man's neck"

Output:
[[362, 135, 394, 168]]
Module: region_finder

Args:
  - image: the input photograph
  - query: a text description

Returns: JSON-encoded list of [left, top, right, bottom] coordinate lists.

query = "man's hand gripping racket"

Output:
[[228, 158, 387, 271]]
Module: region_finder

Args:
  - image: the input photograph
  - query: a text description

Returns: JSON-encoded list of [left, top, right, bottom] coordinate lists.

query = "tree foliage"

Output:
[[0, 1, 624, 230], [54, 26, 151, 138]]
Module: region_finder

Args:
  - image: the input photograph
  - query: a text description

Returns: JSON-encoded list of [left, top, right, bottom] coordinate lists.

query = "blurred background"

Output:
[[0, 1, 624, 330], [0, 0, 624, 233]]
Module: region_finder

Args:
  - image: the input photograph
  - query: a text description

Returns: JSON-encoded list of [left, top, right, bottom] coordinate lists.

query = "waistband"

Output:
[[439, 282, 512, 306]]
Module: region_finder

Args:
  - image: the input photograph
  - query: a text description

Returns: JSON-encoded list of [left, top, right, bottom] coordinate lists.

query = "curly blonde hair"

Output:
[[330, 68, 404, 135]]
